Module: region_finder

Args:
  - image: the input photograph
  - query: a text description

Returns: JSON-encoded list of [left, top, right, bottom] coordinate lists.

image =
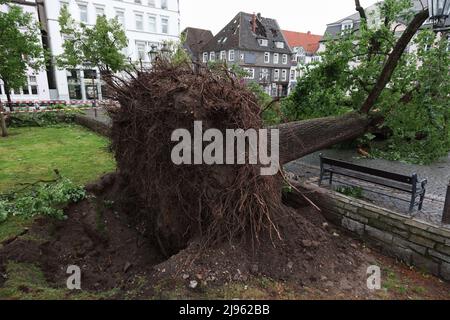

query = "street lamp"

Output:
[[428, 0, 450, 29], [148, 44, 158, 62], [160, 43, 171, 58]]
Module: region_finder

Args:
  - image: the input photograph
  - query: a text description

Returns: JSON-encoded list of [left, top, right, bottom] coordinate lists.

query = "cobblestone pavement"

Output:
[[285, 150, 450, 227]]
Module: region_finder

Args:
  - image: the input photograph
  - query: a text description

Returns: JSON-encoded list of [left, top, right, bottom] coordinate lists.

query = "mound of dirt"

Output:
[[0, 175, 382, 298]]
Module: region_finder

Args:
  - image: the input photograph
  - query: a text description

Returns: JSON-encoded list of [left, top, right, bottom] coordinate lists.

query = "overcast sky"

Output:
[[180, 0, 380, 35]]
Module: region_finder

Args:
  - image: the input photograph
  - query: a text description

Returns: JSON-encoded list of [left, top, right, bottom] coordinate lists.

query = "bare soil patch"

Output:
[[0, 175, 449, 299]]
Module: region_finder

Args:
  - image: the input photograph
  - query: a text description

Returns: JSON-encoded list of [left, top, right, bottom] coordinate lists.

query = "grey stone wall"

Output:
[[73, 114, 110, 138], [297, 183, 450, 281]]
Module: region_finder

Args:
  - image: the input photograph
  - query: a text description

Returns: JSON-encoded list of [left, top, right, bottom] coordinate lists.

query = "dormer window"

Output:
[[341, 20, 354, 31], [258, 39, 268, 47], [275, 41, 284, 49]]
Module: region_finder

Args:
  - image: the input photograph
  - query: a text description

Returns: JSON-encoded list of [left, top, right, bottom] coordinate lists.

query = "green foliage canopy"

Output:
[[0, 2, 46, 99], [283, 0, 450, 164], [57, 6, 129, 73]]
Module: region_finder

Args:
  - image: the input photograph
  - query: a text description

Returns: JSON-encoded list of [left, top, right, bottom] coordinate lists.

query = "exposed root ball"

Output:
[[108, 61, 284, 256]]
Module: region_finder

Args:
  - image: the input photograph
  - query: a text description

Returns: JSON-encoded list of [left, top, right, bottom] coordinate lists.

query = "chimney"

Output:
[[252, 13, 256, 33]]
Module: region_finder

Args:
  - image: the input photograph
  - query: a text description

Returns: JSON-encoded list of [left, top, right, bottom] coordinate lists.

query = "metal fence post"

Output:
[[443, 181, 450, 225]]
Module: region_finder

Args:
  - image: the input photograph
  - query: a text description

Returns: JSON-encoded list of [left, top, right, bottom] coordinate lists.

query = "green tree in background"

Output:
[[57, 6, 129, 74], [0, 0, 47, 136], [283, 0, 450, 164]]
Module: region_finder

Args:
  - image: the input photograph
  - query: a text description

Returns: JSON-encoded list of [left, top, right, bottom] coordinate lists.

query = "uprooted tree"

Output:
[[106, 2, 431, 256]]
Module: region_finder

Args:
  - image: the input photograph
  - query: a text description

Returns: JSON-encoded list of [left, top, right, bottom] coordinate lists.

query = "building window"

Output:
[[135, 0, 142, 4], [281, 69, 287, 81], [264, 52, 270, 63], [258, 39, 268, 47], [202, 52, 208, 63], [220, 51, 226, 61], [260, 68, 269, 81], [275, 41, 284, 49], [84, 69, 98, 100], [20, 75, 38, 95], [161, 17, 169, 34], [148, 0, 156, 7], [273, 53, 279, 64], [148, 15, 156, 32], [341, 20, 353, 31], [244, 68, 254, 79], [67, 69, 82, 100], [115, 10, 125, 27], [135, 13, 144, 30], [282, 54, 288, 64], [273, 69, 280, 81], [78, 3, 88, 23], [161, 0, 168, 9], [228, 50, 235, 61], [290, 70, 296, 80], [136, 41, 147, 60], [210, 52, 216, 61], [95, 6, 105, 17]]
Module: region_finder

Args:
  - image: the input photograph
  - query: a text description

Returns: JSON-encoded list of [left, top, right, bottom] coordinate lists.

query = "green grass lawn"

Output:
[[0, 125, 115, 243], [0, 125, 115, 192]]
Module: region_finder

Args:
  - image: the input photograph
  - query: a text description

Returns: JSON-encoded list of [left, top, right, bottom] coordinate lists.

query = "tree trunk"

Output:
[[277, 112, 370, 165], [3, 80, 13, 112], [0, 102, 7, 137]]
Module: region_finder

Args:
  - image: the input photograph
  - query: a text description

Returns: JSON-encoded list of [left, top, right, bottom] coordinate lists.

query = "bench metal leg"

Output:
[[409, 194, 416, 213], [418, 190, 426, 211], [329, 172, 333, 185]]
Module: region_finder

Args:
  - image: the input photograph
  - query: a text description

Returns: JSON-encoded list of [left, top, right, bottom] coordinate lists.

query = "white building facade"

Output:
[[2, 0, 181, 102], [0, 0, 51, 102], [44, 0, 181, 101]]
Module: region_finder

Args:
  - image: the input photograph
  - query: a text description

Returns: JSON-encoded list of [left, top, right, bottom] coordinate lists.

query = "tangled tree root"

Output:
[[107, 61, 287, 257]]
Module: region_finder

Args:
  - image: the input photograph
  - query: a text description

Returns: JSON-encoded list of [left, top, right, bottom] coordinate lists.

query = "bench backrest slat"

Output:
[[321, 156, 415, 184]]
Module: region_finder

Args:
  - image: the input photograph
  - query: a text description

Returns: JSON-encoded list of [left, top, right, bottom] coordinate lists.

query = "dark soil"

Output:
[[0, 175, 449, 299]]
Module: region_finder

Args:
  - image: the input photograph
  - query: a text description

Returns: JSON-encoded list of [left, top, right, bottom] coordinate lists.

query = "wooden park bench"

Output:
[[319, 154, 428, 212]]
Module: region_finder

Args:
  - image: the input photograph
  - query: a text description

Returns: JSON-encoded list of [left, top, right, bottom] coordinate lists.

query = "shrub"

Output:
[[0, 176, 86, 222], [8, 110, 82, 128], [335, 186, 363, 199]]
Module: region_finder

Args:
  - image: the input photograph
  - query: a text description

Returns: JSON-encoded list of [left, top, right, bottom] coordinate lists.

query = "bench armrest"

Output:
[[421, 179, 428, 188]]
